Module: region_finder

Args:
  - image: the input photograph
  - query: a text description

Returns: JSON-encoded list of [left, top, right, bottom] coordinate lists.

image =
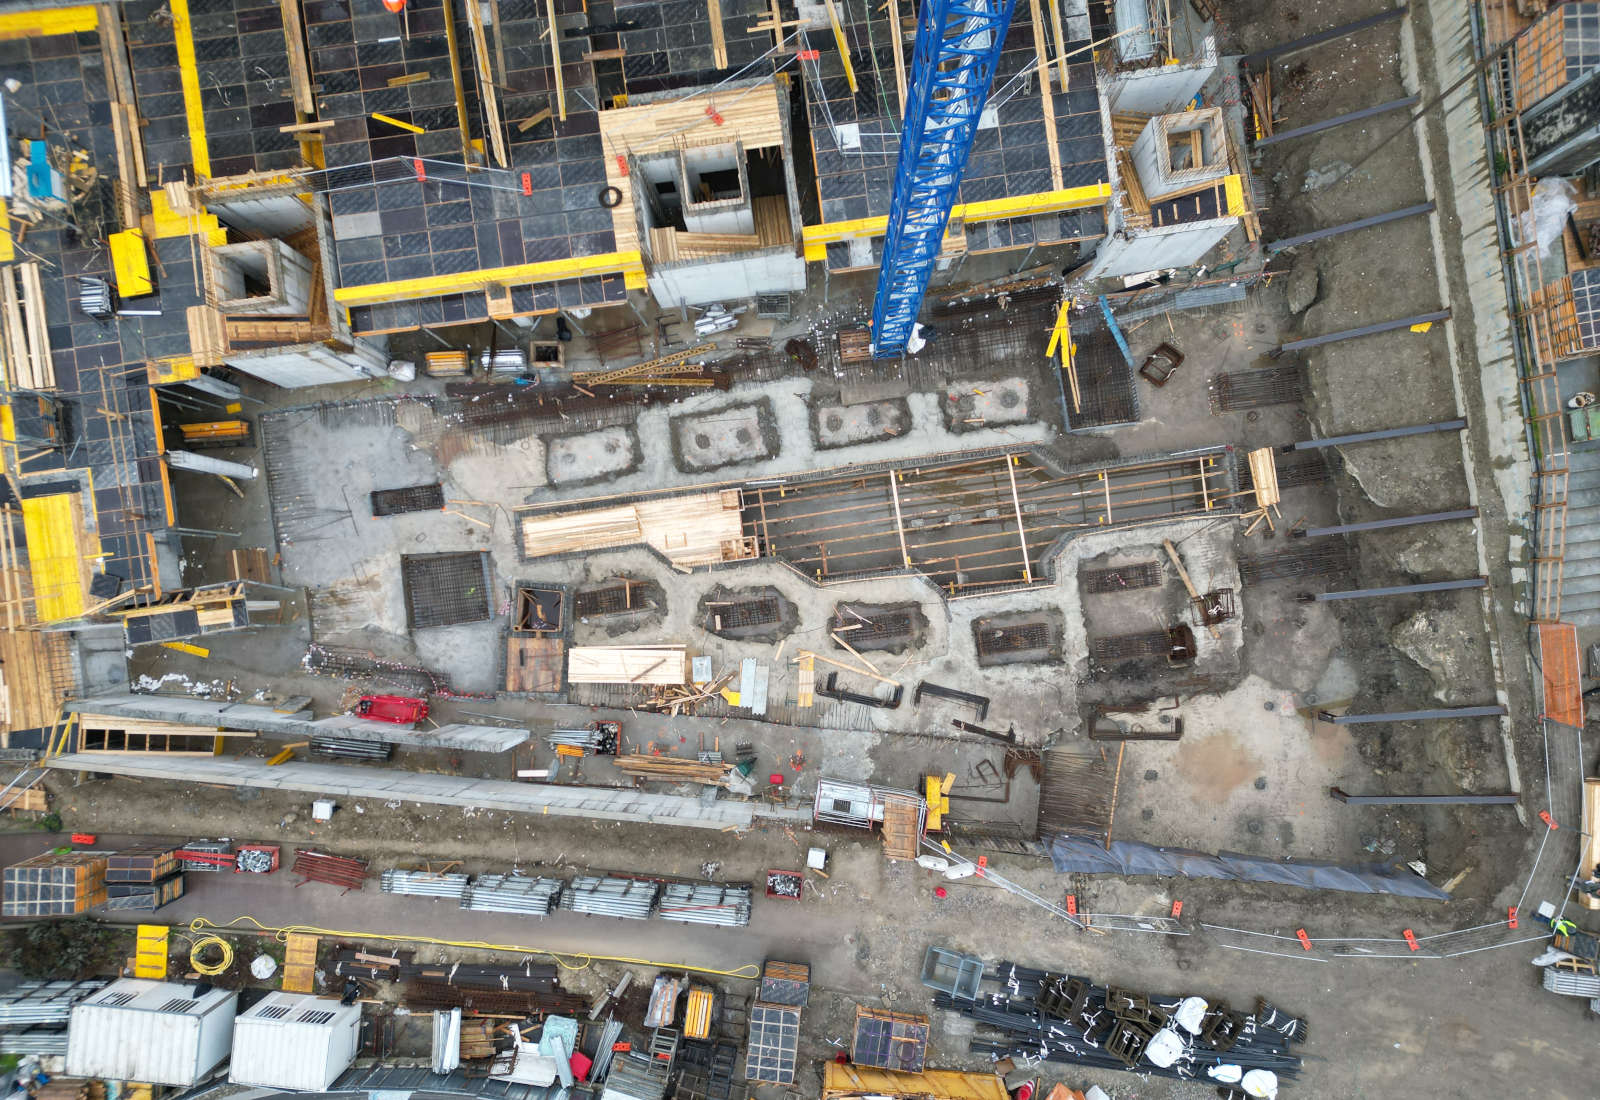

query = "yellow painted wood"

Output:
[[109, 229, 153, 297], [371, 112, 425, 134], [800, 183, 1113, 260], [160, 641, 210, 657], [0, 6, 98, 40], [0, 199, 12, 263], [1223, 172, 1244, 216], [334, 250, 646, 306], [148, 355, 201, 384], [20, 494, 88, 621], [169, 0, 209, 177]]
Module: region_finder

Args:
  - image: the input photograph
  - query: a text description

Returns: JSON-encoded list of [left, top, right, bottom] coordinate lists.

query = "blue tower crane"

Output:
[[870, 0, 1019, 358]]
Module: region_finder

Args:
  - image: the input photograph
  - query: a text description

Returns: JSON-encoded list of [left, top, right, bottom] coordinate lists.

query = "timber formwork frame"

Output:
[[1482, 28, 1568, 622], [740, 451, 1231, 594]]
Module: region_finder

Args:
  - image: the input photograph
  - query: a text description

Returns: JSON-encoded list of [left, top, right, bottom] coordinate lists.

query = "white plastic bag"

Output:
[[1175, 995, 1208, 1034], [1526, 176, 1578, 259], [1207, 1064, 1243, 1084], [1241, 1068, 1279, 1098], [1144, 1027, 1184, 1068]]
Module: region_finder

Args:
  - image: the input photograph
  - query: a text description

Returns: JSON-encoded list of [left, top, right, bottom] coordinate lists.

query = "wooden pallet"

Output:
[[282, 931, 319, 992], [838, 327, 872, 363]]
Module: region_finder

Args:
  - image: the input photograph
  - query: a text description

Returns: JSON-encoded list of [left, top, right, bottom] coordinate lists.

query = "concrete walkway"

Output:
[[42, 755, 755, 830]]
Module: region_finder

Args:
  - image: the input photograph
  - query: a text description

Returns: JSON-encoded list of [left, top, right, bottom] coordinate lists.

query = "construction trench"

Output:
[[0, 0, 1595, 1097]]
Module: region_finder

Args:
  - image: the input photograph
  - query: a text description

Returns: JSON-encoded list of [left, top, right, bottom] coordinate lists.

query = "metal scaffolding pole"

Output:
[[1329, 787, 1518, 806], [1271, 309, 1450, 354], [1286, 418, 1466, 450], [1320, 704, 1507, 724], [1255, 96, 1420, 146], [1265, 201, 1436, 252], [1239, 4, 1408, 64], [1304, 577, 1486, 602], [1297, 508, 1477, 537]]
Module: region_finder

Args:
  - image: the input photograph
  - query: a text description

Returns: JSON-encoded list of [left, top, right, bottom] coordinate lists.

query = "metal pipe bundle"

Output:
[[380, 869, 469, 900], [938, 960, 1303, 1087], [460, 874, 561, 915], [547, 727, 607, 750], [590, 1016, 625, 1080], [559, 875, 658, 919], [657, 882, 752, 927]]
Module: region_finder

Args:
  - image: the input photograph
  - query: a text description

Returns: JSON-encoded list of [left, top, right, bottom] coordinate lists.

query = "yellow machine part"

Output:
[[160, 641, 210, 657], [683, 985, 715, 1039], [109, 229, 153, 297], [178, 419, 250, 442], [133, 924, 169, 979]]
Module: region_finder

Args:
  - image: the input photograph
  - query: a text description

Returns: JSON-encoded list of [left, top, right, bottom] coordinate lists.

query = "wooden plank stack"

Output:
[[611, 752, 732, 786], [0, 263, 56, 391], [521, 490, 754, 570], [567, 644, 688, 685], [1243, 447, 1281, 536]]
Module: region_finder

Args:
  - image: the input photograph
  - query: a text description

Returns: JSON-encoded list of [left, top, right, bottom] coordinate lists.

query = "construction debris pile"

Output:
[[943, 961, 1305, 1094]]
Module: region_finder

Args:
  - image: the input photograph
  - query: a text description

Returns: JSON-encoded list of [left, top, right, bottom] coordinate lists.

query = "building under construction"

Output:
[[0, 1, 1580, 1097]]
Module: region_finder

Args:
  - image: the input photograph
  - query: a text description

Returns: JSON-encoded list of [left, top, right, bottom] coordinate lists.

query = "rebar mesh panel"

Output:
[[835, 609, 914, 647], [745, 1004, 801, 1083], [708, 598, 780, 630], [1238, 542, 1353, 585], [1037, 750, 1112, 839], [1068, 328, 1139, 429], [1089, 631, 1172, 660], [370, 483, 445, 517], [1271, 451, 1339, 489], [1080, 562, 1162, 593], [400, 552, 492, 630], [974, 621, 1053, 656], [1208, 364, 1308, 412], [574, 585, 634, 617]]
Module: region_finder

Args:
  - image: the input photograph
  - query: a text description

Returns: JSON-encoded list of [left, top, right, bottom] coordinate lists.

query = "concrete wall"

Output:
[[648, 248, 806, 308], [211, 240, 313, 314], [226, 340, 384, 388], [211, 192, 315, 238], [1084, 217, 1235, 279], [1107, 37, 1218, 114], [683, 205, 754, 235]]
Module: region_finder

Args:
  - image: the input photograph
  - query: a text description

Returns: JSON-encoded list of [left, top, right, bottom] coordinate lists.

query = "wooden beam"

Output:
[[1046, 0, 1069, 89], [793, 649, 899, 688], [822, 0, 857, 93], [465, 0, 509, 168], [279, 0, 315, 115], [387, 71, 432, 87], [582, 47, 627, 61], [1162, 538, 1221, 641], [886, 0, 907, 114], [546, 0, 567, 121], [888, 472, 910, 567], [1028, 0, 1063, 191], [1004, 456, 1033, 582], [280, 119, 336, 133], [708, 0, 728, 69], [517, 107, 553, 133], [441, 0, 474, 161]]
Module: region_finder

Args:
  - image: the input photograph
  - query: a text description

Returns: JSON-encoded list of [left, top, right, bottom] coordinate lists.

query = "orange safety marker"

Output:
[[1065, 894, 1077, 916], [1508, 906, 1519, 929], [70, 833, 97, 845], [798, 49, 820, 60], [413, 158, 426, 182], [615, 155, 629, 176], [1295, 928, 1312, 951], [521, 172, 532, 196], [611, 1042, 630, 1053], [1541, 810, 1558, 829], [1402, 928, 1420, 952], [1170, 900, 1183, 919], [706, 105, 724, 125]]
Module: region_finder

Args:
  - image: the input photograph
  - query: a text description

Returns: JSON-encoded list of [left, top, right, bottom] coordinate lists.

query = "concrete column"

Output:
[[166, 450, 257, 480]]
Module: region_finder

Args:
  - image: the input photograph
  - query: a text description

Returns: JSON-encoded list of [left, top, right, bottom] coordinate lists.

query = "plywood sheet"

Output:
[[506, 636, 564, 693], [599, 81, 785, 253], [567, 644, 687, 685], [20, 493, 93, 622], [520, 490, 752, 569]]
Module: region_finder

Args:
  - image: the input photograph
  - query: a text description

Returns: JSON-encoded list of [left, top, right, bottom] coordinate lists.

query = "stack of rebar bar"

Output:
[[460, 875, 561, 916], [380, 869, 469, 900], [559, 876, 658, 919], [942, 960, 1304, 1088], [656, 882, 752, 927]]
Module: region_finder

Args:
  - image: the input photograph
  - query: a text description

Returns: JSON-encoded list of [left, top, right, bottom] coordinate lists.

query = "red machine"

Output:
[[356, 694, 429, 724]]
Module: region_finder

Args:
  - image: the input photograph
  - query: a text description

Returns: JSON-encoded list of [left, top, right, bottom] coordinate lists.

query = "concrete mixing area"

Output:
[[0, 0, 1595, 1098]]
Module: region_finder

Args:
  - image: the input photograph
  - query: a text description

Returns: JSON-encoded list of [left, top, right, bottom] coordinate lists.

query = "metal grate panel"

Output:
[[1080, 562, 1162, 593], [400, 552, 493, 630]]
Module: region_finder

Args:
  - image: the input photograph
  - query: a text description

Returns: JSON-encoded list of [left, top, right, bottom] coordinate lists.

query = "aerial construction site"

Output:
[[0, 0, 1594, 1096]]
